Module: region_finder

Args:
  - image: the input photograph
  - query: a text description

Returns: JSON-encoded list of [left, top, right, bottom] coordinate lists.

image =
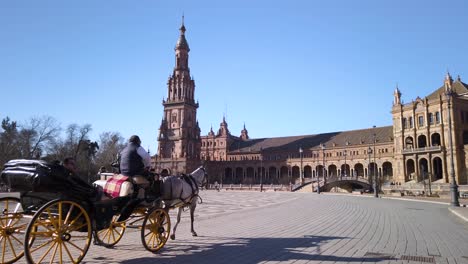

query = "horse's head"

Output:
[[191, 166, 208, 188]]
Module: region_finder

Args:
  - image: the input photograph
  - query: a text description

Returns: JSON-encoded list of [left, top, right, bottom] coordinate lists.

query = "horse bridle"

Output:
[[199, 167, 208, 188]]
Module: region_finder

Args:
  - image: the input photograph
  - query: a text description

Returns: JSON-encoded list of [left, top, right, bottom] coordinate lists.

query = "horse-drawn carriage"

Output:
[[0, 159, 207, 264]]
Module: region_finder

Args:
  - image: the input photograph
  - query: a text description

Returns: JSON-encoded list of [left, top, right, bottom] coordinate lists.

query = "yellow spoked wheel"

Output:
[[0, 197, 27, 264], [24, 200, 92, 264], [141, 208, 170, 253], [95, 215, 126, 248]]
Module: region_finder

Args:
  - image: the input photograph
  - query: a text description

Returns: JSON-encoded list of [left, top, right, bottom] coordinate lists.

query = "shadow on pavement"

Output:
[[113, 235, 396, 263]]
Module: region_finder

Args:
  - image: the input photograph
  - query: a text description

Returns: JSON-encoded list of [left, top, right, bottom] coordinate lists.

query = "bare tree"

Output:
[[45, 123, 92, 166], [18, 116, 61, 158], [95, 132, 125, 172]]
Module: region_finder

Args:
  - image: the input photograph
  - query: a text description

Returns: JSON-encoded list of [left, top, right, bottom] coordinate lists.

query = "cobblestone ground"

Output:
[[5, 191, 468, 264]]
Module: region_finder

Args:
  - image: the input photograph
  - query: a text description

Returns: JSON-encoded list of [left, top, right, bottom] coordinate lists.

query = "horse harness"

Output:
[[178, 174, 199, 205]]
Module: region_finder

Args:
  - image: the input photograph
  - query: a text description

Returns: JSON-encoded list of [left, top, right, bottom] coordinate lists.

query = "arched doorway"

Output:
[[382, 162, 393, 182], [304, 165, 312, 178], [432, 157, 443, 180], [328, 165, 337, 178], [419, 158, 429, 182], [269, 166, 277, 184], [224, 167, 233, 184], [246, 167, 255, 184], [341, 164, 350, 177], [354, 163, 364, 177], [368, 162, 377, 177], [316, 165, 325, 177], [257, 167, 265, 184], [235, 167, 243, 184], [406, 159, 415, 181], [280, 166, 289, 184], [292, 166, 300, 184]]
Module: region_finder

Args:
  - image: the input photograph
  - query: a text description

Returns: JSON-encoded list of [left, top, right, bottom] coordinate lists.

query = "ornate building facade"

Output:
[[155, 21, 468, 187]]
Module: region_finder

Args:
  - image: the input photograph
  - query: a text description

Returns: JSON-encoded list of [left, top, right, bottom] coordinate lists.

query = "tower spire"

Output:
[[444, 71, 453, 91]]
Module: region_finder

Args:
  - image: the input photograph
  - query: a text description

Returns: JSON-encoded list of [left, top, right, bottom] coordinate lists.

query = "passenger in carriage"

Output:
[[63, 157, 77, 174], [120, 135, 151, 177]]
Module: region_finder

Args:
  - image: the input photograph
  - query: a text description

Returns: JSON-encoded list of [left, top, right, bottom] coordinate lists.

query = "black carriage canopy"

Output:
[[0, 159, 97, 200]]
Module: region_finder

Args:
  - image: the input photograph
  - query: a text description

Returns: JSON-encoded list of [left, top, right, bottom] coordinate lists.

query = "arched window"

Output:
[[431, 133, 441, 146], [463, 131, 468, 145], [405, 137, 414, 149], [418, 135, 427, 148]]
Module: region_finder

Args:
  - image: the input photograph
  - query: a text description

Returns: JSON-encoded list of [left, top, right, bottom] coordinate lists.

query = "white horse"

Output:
[[160, 166, 207, 240]]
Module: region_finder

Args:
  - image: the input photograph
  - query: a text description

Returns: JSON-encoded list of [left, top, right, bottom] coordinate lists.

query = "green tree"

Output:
[[0, 117, 20, 166]]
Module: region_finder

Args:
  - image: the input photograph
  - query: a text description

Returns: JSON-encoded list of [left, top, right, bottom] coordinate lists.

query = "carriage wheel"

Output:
[[95, 215, 126, 248], [141, 208, 170, 253], [0, 197, 27, 264], [24, 199, 92, 264]]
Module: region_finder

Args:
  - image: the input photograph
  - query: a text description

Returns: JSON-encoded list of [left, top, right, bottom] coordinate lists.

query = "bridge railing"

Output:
[[208, 184, 291, 192], [325, 175, 369, 184]]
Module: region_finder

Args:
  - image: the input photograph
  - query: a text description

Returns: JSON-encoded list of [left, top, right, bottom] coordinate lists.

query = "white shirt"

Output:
[[136, 146, 151, 168]]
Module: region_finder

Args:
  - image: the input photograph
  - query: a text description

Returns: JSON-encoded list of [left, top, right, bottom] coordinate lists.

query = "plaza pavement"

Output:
[[3, 191, 468, 263], [82, 191, 467, 264]]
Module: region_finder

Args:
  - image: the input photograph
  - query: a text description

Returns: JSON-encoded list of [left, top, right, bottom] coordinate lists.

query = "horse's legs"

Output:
[[170, 207, 182, 240], [190, 202, 198, 237]]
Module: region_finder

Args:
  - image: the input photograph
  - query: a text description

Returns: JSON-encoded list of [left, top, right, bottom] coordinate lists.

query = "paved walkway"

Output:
[[77, 191, 468, 264], [2, 191, 468, 263]]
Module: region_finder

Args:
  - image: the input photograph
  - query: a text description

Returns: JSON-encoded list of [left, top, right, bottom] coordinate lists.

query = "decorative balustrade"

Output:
[[402, 145, 442, 154]]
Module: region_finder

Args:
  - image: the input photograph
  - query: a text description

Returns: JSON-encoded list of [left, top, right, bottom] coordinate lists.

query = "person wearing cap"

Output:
[[119, 135, 151, 177]]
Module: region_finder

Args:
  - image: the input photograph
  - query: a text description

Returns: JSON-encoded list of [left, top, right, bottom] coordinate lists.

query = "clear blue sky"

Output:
[[1, 0, 467, 154]]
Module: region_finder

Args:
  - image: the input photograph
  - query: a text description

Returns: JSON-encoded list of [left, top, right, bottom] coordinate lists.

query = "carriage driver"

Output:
[[120, 135, 151, 177]]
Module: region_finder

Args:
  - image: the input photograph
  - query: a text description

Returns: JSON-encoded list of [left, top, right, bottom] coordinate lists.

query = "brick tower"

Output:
[[156, 17, 202, 175]]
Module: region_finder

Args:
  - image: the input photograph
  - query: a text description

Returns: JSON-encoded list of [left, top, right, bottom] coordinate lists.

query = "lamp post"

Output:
[[260, 147, 263, 192], [299, 147, 304, 184], [321, 143, 326, 186], [343, 149, 347, 180], [446, 91, 460, 206], [368, 146, 374, 195], [372, 128, 378, 198]]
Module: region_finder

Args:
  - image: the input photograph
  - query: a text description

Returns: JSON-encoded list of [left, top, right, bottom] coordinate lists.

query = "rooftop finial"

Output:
[[179, 14, 186, 34]]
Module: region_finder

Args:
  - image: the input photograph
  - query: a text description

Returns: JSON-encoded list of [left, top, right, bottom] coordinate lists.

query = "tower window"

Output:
[[409, 117, 413, 128], [402, 118, 407, 129], [171, 114, 177, 123], [435, 112, 440, 124], [418, 116, 424, 127], [429, 113, 434, 125]]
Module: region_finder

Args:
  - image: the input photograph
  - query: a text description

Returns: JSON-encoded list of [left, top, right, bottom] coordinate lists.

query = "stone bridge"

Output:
[[293, 176, 372, 192]]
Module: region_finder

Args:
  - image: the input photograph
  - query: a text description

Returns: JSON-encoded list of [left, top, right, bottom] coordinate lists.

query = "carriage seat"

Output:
[[93, 174, 153, 199]]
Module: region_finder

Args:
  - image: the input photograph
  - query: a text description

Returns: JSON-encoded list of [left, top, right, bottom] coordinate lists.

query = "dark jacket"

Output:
[[120, 143, 144, 176]]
